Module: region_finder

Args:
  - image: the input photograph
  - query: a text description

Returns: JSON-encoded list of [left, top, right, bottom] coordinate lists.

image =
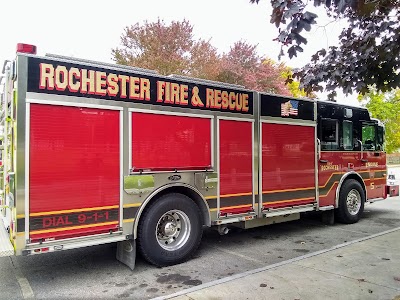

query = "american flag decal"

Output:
[[281, 100, 299, 117]]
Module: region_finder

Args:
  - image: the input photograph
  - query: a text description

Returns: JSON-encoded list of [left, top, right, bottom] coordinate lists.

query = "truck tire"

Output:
[[335, 179, 365, 224], [137, 193, 203, 267]]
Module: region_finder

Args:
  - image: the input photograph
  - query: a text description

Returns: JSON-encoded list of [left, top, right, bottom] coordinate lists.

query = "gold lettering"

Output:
[[242, 94, 249, 112], [206, 88, 214, 108], [228, 92, 236, 110], [107, 73, 119, 96], [171, 83, 180, 104], [236, 93, 243, 111], [68, 67, 80, 92], [129, 77, 141, 100], [221, 91, 229, 109], [214, 89, 222, 109], [39, 63, 54, 90], [140, 78, 150, 101], [54, 66, 68, 91], [80, 69, 95, 94], [157, 81, 165, 102], [164, 82, 171, 103], [180, 84, 188, 105], [118, 75, 129, 98], [95, 71, 107, 96]]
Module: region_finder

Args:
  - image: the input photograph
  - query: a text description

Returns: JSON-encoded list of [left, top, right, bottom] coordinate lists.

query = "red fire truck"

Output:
[[0, 44, 392, 269]]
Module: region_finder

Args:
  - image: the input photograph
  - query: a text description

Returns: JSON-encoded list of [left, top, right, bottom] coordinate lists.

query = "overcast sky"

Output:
[[0, 0, 357, 105]]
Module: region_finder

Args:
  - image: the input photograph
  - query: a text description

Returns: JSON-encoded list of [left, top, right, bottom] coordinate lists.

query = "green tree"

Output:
[[281, 67, 309, 98], [359, 88, 400, 153], [250, 0, 400, 99]]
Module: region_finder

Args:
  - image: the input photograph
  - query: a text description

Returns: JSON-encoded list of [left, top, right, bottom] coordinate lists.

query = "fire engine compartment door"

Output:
[[219, 118, 254, 215], [261, 122, 316, 209], [28, 103, 122, 242]]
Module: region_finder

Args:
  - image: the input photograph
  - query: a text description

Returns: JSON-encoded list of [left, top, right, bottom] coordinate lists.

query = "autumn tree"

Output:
[[217, 41, 291, 96], [359, 87, 400, 153], [251, 0, 400, 99], [112, 19, 221, 78], [113, 20, 300, 96]]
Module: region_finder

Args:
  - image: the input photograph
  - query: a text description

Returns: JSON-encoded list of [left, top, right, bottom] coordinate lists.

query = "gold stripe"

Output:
[[205, 192, 252, 200], [210, 204, 253, 212], [29, 205, 119, 217], [123, 203, 141, 208], [123, 218, 135, 223], [16, 232, 25, 236], [30, 221, 118, 235], [262, 186, 315, 194], [17, 214, 24, 219], [319, 181, 338, 198], [264, 197, 315, 205], [220, 192, 252, 198]]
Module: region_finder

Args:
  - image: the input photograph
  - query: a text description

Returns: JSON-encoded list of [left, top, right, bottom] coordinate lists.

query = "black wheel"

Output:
[[137, 193, 203, 267], [335, 179, 365, 224]]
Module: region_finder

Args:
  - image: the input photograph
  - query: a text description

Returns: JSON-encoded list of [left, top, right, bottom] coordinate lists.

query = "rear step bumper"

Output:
[[0, 217, 14, 257]]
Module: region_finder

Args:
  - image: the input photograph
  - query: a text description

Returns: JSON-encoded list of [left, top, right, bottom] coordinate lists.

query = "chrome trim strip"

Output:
[[25, 103, 30, 242], [26, 98, 123, 110], [264, 204, 315, 217], [314, 102, 319, 210], [260, 117, 315, 127], [318, 205, 334, 211], [216, 119, 221, 217], [210, 116, 215, 170], [119, 110, 124, 228], [26, 231, 125, 248], [128, 111, 132, 171], [259, 117, 263, 216], [252, 119, 255, 210], [127, 107, 213, 118]]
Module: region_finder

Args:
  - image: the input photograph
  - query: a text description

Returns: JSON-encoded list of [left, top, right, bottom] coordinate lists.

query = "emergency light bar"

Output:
[[16, 43, 37, 55]]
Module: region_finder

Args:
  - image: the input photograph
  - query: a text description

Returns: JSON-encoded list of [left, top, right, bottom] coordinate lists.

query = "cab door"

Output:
[[361, 122, 386, 199]]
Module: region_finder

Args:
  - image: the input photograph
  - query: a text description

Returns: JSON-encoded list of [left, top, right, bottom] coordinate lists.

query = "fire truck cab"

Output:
[[0, 44, 389, 268]]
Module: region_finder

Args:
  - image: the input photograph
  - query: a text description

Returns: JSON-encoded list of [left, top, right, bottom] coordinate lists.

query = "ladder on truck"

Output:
[[0, 60, 15, 257]]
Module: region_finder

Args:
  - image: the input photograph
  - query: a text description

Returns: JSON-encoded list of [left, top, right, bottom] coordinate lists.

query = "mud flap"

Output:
[[321, 210, 335, 225], [116, 239, 136, 270]]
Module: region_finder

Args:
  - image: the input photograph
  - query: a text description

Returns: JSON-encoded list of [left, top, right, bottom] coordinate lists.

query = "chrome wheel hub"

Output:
[[346, 189, 362, 215], [156, 210, 191, 251]]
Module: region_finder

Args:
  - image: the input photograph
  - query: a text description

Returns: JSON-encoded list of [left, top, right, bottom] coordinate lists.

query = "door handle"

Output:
[[361, 159, 368, 163], [319, 159, 328, 163]]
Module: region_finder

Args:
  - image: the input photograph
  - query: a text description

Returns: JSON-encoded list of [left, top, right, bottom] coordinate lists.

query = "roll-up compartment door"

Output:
[[219, 119, 253, 215], [262, 123, 316, 209], [29, 104, 121, 242]]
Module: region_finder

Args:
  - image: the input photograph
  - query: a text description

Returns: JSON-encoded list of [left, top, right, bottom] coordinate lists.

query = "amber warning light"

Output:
[[16, 43, 37, 54]]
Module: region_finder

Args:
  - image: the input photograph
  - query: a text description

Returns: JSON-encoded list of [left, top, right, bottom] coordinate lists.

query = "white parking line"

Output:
[[10, 257, 34, 299]]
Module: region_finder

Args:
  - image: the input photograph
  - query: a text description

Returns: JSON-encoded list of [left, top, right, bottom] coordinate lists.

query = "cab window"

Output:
[[342, 121, 353, 150], [362, 123, 376, 151], [321, 119, 338, 150]]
